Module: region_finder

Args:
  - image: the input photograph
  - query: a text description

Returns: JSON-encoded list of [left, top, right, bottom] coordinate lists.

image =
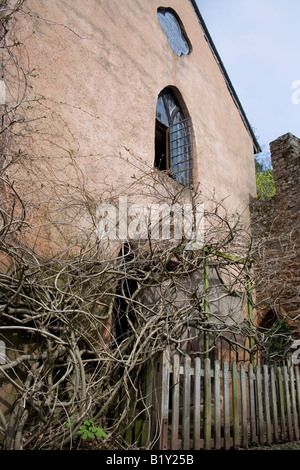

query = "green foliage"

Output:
[[64, 419, 108, 441], [78, 420, 108, 440], [255, 168, 276, 200]]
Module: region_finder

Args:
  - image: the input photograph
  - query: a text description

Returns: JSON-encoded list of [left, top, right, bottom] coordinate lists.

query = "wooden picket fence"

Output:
[[145, 350, 300, 450]]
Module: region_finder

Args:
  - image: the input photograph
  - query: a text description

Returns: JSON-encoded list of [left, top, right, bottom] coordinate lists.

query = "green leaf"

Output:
[[77, 420, 107, 441], [95, 427, 108, 439], [84, 420, 94, 426], [86, 430, 95, 440], [78, 427, 95, 440]]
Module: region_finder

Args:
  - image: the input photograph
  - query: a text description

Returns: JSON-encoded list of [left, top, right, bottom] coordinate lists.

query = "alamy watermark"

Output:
[[292, 340, 300, 365], [0, 81, 5, 105], [292, 80, 300, 104], [0, 340, 5, 365], [96, 196, 204, 245]]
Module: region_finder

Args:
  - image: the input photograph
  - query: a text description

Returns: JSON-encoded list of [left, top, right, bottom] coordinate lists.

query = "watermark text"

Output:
[[292, 80, 300, 104], [96, 196, 204, 244]]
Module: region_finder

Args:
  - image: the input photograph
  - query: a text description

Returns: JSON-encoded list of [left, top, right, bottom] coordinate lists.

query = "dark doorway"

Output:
[[113, 244, 137, 346]]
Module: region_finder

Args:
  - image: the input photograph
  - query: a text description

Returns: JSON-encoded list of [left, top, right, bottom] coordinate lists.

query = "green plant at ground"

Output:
[[77, 420, 108, 441], [64, 419, 108, 441]]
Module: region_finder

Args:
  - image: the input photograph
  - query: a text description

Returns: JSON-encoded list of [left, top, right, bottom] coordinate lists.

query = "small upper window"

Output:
[[157, 8, 190, 56]]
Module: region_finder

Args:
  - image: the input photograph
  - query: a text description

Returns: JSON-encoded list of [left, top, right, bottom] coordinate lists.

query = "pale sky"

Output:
[[196, 0, 300, 166]]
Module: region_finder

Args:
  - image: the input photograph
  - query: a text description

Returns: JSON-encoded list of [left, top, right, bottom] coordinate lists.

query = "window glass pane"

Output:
[[164, 93, 177, 118], [173, 110, 184, 124], [156, 96, 169, 126], [157, 10, 190, 57], [170, 119, 193, 187]]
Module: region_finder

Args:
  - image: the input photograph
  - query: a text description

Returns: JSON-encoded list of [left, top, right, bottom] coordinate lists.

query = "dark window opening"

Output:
[[155, 120, 168, 171], [155, 89, 193, 187], [114, 277, 137, 344], [259, 309, 278, 329]]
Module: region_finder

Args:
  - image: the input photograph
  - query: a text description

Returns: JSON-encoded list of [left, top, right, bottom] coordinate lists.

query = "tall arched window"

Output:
[[155, 88, 193, 187]]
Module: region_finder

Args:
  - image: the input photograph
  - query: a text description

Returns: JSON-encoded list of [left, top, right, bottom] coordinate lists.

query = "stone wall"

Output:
[[251, 133, 300, 333]]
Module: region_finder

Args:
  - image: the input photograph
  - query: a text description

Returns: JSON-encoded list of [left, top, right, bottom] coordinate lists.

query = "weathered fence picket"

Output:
[[193, 357, 201, 450], [240, 363, 248, 449], [248, 364, 257, 444], [159, 349, 170, 450], [149, 351, 300, 450], [232, 362, 239, 448], [214, 360, 221, 450], [283, 365, 293, 441], [277, 366, 286, 440], [171, 353, 180, 450], [223, 361, 231, 450], [204, 358, 211, 449], [183, 355, 191, 450], [263, 364, 272, 445], [270, 366, 279, 443], [256, 365, 264, 444], [296, 368, 300, 416], [290, 366, 299, 441]]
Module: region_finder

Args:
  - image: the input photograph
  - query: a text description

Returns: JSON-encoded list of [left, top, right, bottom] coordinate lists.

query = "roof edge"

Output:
[[189, 0, 261, 154]]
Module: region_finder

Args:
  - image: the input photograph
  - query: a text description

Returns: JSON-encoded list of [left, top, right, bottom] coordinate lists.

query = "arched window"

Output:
[[157, 8, 191, 57], [155, 88, 193, 187]]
